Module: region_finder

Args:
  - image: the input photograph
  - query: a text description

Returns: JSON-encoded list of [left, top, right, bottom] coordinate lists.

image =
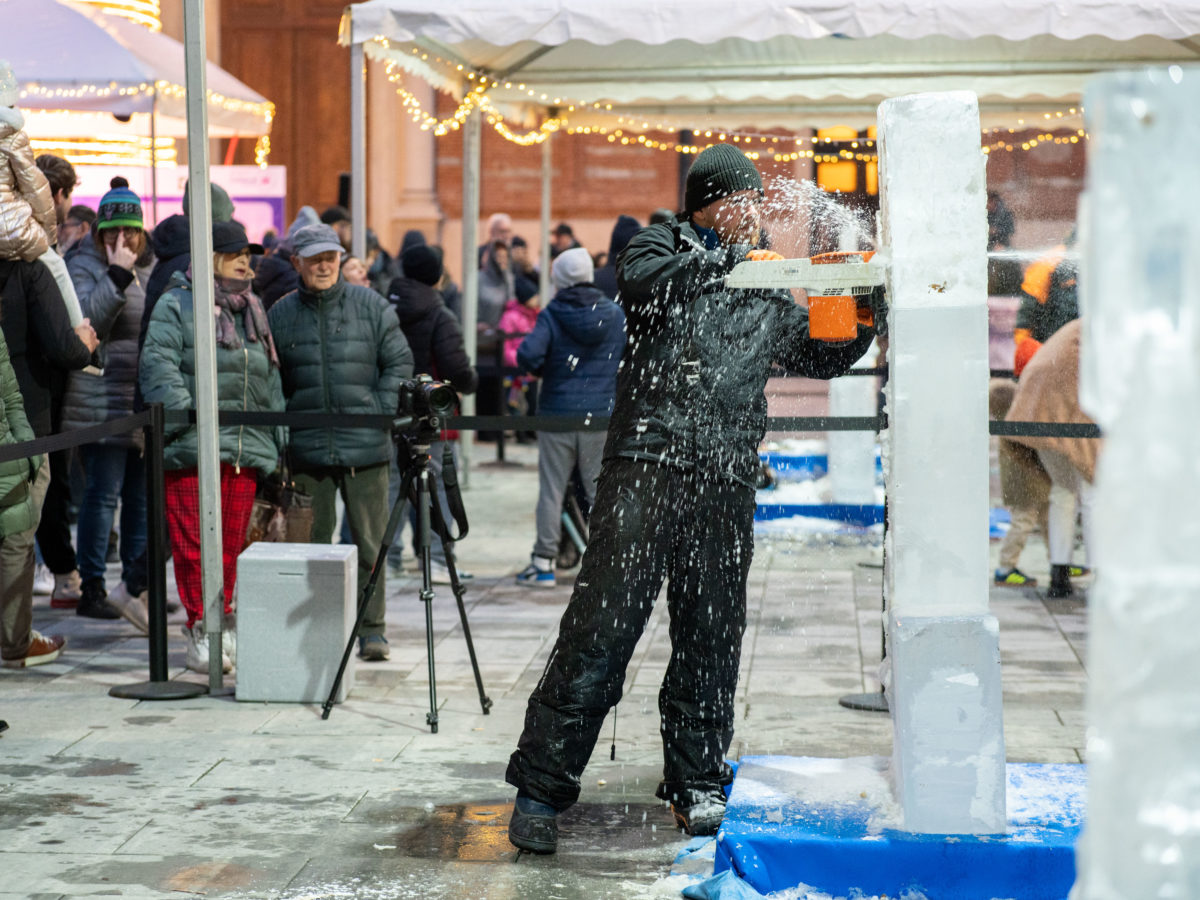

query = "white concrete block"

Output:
[[887, 613, 1006, 834], [235, 543, 358, 704]]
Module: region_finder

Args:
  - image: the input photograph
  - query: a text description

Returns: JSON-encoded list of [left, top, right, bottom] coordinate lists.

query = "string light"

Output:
[[254, 135, 271, 168], [18, 80, 274, 129], [29, 135, 177, 167], [370, 39, 1086, 156], [76, 0, 162, 31]]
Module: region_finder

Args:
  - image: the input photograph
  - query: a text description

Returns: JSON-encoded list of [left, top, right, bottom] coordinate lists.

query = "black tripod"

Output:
[[322, 417, 493, 730]]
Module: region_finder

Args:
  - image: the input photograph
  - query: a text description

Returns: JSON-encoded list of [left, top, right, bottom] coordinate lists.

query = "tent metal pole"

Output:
[[150, 87, 158, 224], [350, 42, 367, 260], [459, 107, 482, 483], [539, 132, 551, 302], [183, 2, 224, 693]]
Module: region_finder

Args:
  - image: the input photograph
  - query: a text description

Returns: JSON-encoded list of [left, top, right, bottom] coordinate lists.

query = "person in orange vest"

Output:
[[1013, 228, 1077, 375]]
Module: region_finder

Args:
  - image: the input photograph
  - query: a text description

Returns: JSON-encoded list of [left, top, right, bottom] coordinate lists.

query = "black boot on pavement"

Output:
[[76, 578, 121, 619], [671, 788, 728, 836], [1047, 564, 1074, 599], [508, 793, 558, 853]]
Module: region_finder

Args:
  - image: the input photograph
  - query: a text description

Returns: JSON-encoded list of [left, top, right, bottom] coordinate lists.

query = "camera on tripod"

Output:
[[396, 374, 457, 441]]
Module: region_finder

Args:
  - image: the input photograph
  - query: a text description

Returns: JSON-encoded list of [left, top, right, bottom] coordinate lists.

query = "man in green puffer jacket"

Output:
[[267, 224, 413, 662], [0, 326, 58, 668]]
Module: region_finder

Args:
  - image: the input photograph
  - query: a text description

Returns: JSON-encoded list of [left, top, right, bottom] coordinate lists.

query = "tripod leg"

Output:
[[418, 468, 439, 733], [322, 467, 414, 720], [436, 534, 493, 715]]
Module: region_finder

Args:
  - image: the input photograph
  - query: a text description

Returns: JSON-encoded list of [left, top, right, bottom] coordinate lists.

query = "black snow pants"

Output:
[[506, 457, 755, 812]]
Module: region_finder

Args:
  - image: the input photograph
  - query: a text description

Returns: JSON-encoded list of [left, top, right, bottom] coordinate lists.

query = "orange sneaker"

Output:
[[2, 631, 67, 668]]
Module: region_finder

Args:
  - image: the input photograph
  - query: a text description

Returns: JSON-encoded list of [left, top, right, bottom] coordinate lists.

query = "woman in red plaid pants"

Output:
[[139, 221, 285, 673]]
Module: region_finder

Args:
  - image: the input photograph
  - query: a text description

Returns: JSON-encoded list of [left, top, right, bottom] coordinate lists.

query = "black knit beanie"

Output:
[[402, 244, 442, 286], [684, 144, 764, 214]]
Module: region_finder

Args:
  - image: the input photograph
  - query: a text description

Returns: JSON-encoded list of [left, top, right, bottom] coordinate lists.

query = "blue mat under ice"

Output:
[[754, 502, 885, 526], [714, 756, 1085, 900]]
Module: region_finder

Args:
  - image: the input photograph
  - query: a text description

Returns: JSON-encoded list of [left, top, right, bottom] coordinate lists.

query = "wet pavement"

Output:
[[0, 441, 1087, 899]]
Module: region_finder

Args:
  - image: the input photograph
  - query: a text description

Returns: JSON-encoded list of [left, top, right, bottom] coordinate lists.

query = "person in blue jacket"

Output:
[[514, 248, 625, 588]]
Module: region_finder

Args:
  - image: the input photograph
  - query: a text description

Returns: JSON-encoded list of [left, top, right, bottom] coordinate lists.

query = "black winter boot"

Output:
[[76, 578, 120, 619], [1047, 564, 1074, 599], [508, 793, 558, 853]]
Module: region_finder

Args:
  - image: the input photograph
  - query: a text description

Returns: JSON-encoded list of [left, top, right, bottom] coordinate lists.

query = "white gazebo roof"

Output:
[[340, 0, 1200, 129], [2, 0, 274, 137]]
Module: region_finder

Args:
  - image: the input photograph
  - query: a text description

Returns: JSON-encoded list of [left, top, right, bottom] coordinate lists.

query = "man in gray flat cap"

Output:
[[267, 224, 413, 661]]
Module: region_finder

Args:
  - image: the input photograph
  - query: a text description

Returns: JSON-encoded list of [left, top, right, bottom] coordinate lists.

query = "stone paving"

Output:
[[0, 442, 1088, 899]]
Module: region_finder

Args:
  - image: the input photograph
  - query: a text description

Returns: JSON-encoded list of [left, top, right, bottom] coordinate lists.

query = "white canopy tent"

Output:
[[339, 0, 1200, 130], [337, 0, 1200, 474], [1, 0, 274, 139]]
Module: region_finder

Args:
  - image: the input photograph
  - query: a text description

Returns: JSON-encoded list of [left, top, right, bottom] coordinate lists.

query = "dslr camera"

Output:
[[397, 374, 457, 439]]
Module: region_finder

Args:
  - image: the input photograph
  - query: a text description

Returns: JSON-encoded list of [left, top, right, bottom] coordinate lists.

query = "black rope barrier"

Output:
[[0, 400, 1094, 702]]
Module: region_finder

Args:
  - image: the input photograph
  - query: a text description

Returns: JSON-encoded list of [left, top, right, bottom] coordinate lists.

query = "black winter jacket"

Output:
[[610, 220, 875, 487], [254, 252, 300, 310], [594, 214, 640, 300], [0, 258, 91, 436], [387, 277, 477, 396]]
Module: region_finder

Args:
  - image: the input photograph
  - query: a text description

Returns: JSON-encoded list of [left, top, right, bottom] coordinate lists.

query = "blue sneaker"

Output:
[[516, 558, 556, 588], [358, 634, 390, 661]]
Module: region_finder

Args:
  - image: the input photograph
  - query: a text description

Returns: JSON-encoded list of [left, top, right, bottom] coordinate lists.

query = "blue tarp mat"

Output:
[[758, 451, 883, 483], [991, 506, 1012, 539], [754, 503, 885, 526], [715, 756, 1085, 900]]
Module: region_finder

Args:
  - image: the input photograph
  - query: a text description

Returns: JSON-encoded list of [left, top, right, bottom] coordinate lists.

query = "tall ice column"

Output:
[[877, 92, 1006, 833], [1074, 67, 1200, 898]]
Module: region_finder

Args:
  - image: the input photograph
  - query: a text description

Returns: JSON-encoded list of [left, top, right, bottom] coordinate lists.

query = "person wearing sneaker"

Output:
[[1005, 321, 1098, 599], [140, 220, 287, 672], [386, 244, 477, 585], [61, 179, 152, 622], [505, 145, 879, 853], [268, 224, 412, 664], [0, 324, 63, 669], [988, 378, 1050, 590], [513, 247, 625, 592], [0, 242, 98, 616]]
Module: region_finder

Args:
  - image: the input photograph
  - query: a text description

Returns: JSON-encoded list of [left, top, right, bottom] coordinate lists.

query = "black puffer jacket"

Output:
[[387, 276, 477, 396], [594, 214, 640, 299], [610, 220, 875, 487], [0, 258, 91, 436]]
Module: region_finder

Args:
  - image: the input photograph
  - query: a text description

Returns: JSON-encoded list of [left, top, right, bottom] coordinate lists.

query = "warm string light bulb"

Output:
[[371, 41, 1085, 155]]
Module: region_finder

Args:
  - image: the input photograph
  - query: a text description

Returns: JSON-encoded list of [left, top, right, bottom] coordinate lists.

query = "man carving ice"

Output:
[[506, 144, 880, 853]]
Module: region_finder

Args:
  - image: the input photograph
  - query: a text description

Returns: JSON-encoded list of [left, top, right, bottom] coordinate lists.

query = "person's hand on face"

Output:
[[696, 190, 762, 247], [214, 249, 252, 280], [105, 228, 139, 271], [292, 250, 341, 292]]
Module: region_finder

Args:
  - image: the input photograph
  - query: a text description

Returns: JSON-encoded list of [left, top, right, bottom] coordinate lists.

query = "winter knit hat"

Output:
[[684, 144, 764, 214], [0, 60, 17, 107], [401, 244, 442, 286], [551, 246, 594, 290], [182, 180, 234, 223], [96, 177, 143, 230]]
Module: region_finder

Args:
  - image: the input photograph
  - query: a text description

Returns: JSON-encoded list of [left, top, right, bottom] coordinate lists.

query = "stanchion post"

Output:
[[146, 402, 168, 682], [109, 404, 205, 700]]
